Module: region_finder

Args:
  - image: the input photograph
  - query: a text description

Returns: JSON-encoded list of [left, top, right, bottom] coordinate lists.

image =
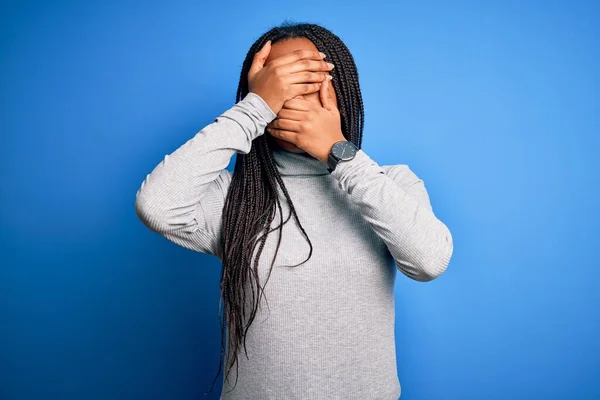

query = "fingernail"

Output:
[[319, 52, 326, 58], [327, 62, 334, 69], [327, 75, 333, 80]]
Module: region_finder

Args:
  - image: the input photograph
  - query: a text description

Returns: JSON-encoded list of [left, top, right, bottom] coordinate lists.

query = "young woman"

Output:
[[135, 22, 453, 400]]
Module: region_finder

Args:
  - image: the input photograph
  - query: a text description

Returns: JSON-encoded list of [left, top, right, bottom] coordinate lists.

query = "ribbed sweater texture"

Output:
[[134, 92, 454, 400]]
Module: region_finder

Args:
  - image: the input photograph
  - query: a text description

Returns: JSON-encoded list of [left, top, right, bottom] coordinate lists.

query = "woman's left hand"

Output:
[[266, 76, 346, 163]]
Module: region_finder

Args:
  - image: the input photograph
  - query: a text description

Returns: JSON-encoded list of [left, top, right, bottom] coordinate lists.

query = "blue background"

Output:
[[2, 0, 599, 399]]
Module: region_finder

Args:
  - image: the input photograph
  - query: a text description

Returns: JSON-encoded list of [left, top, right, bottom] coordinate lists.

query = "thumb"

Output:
[[319, 76, 335, 111], [249, 40, 272, 76]]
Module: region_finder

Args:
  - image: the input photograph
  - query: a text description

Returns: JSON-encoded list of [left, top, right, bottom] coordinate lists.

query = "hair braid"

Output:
[[203, 21, 365, 397]]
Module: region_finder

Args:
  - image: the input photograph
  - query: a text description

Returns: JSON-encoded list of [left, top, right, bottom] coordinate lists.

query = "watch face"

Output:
[[332, 141, 358, 161]]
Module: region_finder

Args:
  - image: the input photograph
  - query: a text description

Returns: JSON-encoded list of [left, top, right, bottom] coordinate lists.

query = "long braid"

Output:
[[203, 21, 365, 397]]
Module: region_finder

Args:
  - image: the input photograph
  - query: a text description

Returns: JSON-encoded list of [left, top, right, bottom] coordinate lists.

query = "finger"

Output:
[[319, 75, 336, 111], [280, 59, 333, 75], [248, 40, 272, 76], [289, 82, 322, 98], [277, 108, 308, 121], [268, 48, 326, 68], [268, 118, 301, 132], [283, 97, 314, 111], [285, 71, 329, 85], [267, 127, 298, 144]]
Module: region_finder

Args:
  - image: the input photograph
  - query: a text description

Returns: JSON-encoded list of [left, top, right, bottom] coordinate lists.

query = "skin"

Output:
[[248, 38, 346, 163]]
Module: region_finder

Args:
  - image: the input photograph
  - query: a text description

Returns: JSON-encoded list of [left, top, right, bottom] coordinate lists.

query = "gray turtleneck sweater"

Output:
[[134, 92, 454, 400]]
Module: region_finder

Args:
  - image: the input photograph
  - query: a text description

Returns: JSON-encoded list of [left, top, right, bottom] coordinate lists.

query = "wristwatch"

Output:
[[327, 140, 358, 173]]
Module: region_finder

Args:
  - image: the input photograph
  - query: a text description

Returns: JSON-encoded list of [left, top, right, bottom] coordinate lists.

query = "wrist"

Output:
[[325, 138, 358, 172], [245, 92, 277, 121], [320, 136, 346, 163]]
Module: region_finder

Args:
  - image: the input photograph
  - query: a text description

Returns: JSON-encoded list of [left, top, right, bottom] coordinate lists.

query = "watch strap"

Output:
[[327, 152, 339, 173]]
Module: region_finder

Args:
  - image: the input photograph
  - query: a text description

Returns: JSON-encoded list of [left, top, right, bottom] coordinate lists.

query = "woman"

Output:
[[135, 22, 453, 400]]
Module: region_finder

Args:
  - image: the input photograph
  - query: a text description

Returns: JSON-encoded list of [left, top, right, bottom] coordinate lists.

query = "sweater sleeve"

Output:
[[330, 149, 454, 282], [134, 92, 277, 259]]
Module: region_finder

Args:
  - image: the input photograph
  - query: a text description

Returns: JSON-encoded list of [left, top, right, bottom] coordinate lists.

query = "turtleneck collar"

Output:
[[270, 145, 330, 177]]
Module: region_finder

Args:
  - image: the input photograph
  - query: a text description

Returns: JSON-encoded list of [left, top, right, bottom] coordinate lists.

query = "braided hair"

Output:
[[204, 21, 365, 397]]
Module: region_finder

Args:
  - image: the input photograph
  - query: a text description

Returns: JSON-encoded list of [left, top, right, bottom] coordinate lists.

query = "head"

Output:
[[264, 36, 339, 153], [205, 21, 364, 397]]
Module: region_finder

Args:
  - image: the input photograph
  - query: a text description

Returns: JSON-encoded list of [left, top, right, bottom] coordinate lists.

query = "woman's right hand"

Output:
[[247, 40, 334, 114]]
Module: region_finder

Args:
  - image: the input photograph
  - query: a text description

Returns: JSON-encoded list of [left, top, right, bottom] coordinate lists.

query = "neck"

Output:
[[270, 146, 330, 177]]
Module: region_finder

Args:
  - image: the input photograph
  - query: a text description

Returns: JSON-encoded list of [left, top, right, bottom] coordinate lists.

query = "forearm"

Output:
[[330, 150, 453, 281], [134, 92, 276, 233]]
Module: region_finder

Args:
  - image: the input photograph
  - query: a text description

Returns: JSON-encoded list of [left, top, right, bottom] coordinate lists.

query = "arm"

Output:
[[134, 93, 277, 258], [330, 150, 454, 282]]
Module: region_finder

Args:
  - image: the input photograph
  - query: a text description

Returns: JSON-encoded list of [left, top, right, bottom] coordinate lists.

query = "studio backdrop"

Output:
[[1, 1, 599, 399]]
